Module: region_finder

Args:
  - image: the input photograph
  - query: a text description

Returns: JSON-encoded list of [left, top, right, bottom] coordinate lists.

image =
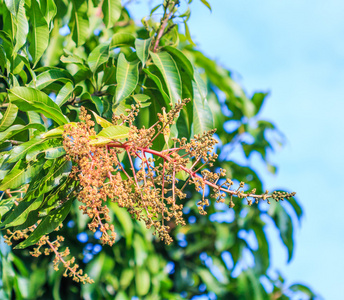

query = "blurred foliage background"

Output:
[[0, 0, 317, 299]]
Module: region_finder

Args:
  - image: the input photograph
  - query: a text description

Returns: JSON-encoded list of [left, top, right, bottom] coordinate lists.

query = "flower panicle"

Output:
[[63, 100, 296, 245]]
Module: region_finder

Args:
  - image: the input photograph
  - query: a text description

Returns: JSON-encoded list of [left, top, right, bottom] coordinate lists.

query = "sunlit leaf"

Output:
[[87, 42, 110, 73], [70, 0, 89, 46], [183, 21, 195, 46], [200, 0, 212, 11], [164, 46, 194, 78], [55, 82, 74, 106], [25, 139, 66, 161], [0, 123, 45, 142], [40, 0, 57, 27], [91, 111, 113, 128], [97, 125, 130, 140], [8, 87, 69, 125], [29, 68, 74, 90], [135, 38, 152, 67], [6, 136, 45, 163], [14, 199, 73, 249], [1, 195, 44, 229], [4, 0, 21, 16], [0, 196, 17, 218], [0, 103, 18, 131], [112, 203, 133, 247], [102, 0, 121, 28], [135, 267, 150, 296], [0, 156, 45, 190], [13, 1, 28, 53], [150, 51, 182, 104], [192, 70, 213, 134], [35, 158, 72, 196], [119, 268, 134, 289], [115, 53, 139, 103], [27, 0, 49, 66], [111, 33, 135, 48]]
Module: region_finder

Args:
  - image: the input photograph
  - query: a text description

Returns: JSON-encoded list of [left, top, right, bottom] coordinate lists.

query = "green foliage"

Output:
[[0, 0, 316, 299]]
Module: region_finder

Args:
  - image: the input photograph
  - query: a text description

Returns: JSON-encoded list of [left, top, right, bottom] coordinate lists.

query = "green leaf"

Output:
[[183, 21, 195, 47], [119, 268, 134, 290], [143, 68, 170, 106], [0, 103, 18, 131], [115, 53, 139, 103], [35, 159, 72, 195], [102, 0, 121, 28], [251, 92, 268, 115], [112, 203, 133, 247], [88, 135, 113, 146], [197, 268, 224, 295], [193, 66, 207, 100], [55, 82, 74, 106], [29, 69, 74, 90], [27, 0, 49, 66], [0, 157, 45, 190], [13, 1, 29, 53], [1, 195, 44, 229], [287, 196, 303, 222], [70, 0, 89, 46], [150, 51, 182, 104], [91, 95, 104, 115], [14, 199, 73, 249], [25, 138, 64, 161], [200, 0, 212, 11], [42, 123, 77, 139], [0, 123, 45, 142], [135, 268, 150, 296], [111, 33, 135, 48], [45, 146, 65, 159], [91, 111, 113, 128], [192, 73, 213, 135], [4, 0, 21, 16], [132, 94, 150, 103], [97, 125, 130, 140], [8, 87, 69, 125], [185, 239, 212, 256], [0, 45, 6, 72], [164, 46, 194, 78], [102, 65, 116, 86], [0, 196, 17, 218], [135, 38, 152, 67], [0, 154, 14, 181], [7, 136, 44, 163], [238, 269, 267, 300], [252, 225, 270, 273], [149, 4, 161, 16], [112, 98, 132, 116], [268, 203, 294, 262], [133, 234, 147, 266], [114, 291, 129, 300], [289, 284, 316, 297], [40, 0, 57, 26], [87, 42, 110, 73]]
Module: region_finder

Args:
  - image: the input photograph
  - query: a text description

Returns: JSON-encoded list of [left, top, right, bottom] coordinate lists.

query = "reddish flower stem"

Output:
[[106, 143, 270, 200]]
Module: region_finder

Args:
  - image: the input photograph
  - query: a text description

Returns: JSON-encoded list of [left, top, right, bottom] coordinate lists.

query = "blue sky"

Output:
[[127, 1, 344, 298]]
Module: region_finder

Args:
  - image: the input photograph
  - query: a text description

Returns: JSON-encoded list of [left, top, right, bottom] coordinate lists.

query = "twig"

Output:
[[153, 1, 176, 52]]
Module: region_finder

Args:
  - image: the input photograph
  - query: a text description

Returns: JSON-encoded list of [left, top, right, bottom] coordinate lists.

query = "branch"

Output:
[[153, 1, 176, 52]]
